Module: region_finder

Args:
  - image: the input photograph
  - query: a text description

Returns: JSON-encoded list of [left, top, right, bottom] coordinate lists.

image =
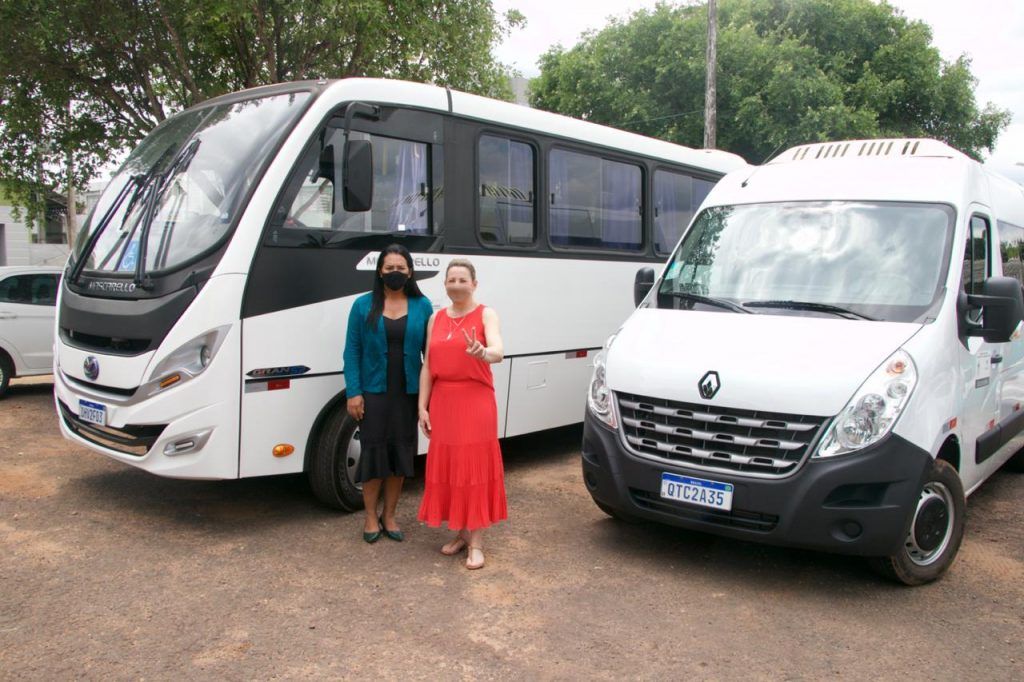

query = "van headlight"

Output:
[[587, 334, 618, 428], [815, 349, 917, 458]]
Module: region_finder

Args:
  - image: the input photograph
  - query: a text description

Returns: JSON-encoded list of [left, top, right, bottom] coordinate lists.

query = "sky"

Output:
[[491, 0, 1024, 180]]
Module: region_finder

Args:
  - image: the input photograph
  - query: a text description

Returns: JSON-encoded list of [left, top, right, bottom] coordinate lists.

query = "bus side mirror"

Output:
[[965, 276, 1024, 343], [634, 267, 655, 307], [343, 139, 373, 212]]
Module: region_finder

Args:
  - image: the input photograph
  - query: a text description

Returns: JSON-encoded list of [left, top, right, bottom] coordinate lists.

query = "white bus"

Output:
[[54, 78, 746, 510]]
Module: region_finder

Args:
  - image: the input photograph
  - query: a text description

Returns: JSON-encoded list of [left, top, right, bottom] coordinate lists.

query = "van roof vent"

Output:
[[771, 138, 961, 164]]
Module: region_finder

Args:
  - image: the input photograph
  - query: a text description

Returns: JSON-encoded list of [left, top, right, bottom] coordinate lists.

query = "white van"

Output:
[[583, 138, 1024, 585]]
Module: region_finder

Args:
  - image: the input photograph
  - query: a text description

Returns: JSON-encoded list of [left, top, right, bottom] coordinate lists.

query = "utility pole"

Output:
[[65, 100, 77, 248], [703, 0, 718, 149]]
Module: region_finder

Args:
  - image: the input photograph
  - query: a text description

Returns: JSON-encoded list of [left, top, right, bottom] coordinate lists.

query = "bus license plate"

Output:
[[79, 400, 107, 426], [661, 472, 733, 511]]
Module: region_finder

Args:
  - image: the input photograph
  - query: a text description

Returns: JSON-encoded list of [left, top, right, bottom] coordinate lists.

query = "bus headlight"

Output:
[[146, 325, 230, 394], [815, 349, 917, 458], [587, 333, 619, 428]]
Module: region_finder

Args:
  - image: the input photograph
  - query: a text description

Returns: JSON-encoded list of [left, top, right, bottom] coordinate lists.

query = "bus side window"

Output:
[[478, 135, 535, 246], [272, 130, 433, 241], [654, 171, 718, 254], [549, 149, 642, 251]]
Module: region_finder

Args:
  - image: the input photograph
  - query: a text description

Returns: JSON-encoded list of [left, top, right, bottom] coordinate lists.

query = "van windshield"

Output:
[[72, 91, 311, 278], [656, 201, 955, 323]]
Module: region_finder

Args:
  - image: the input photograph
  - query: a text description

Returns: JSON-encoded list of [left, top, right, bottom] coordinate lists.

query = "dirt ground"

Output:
[[1, 377, 1023, 680]]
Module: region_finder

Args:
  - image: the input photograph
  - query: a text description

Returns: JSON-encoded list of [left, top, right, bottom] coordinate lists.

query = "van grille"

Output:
[[617, 392, 828, 478]]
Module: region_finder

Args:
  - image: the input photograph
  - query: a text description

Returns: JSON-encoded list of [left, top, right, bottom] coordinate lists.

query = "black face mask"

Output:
[[382, 271, 409, 291]]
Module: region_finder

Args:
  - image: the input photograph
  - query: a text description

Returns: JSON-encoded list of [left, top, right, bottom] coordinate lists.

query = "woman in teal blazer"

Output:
[[344, 244, 433, 543]]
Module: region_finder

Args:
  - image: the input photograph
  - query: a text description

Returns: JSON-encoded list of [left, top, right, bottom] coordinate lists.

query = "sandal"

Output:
[[441, 531, 468, 556], [466, 545, 485, 570]]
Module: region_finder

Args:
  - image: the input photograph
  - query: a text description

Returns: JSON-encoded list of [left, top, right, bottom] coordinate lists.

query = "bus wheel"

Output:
[[0, 352, 12, 398], [869, 459, 965, 586], [308, 407, 364, 511]]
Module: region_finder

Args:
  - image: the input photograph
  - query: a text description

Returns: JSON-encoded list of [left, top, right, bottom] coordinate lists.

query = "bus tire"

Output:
[[308, 407, 364, 512], [869, 458, 965, 586], [0, 352, 12, 399]]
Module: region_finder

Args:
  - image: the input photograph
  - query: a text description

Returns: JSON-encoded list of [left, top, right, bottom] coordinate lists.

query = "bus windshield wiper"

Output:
[[743, 299, 876, 321], [663, 290, 753, 314], [69, 174, 145, 284], [133, 138, 202, 289]]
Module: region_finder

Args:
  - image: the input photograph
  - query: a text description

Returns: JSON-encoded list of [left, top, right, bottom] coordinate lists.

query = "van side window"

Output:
[[478, 135, 535, 246], [267, 131, 433, 244], [962, 215, 990, 298], [549, 149, 642, 251], [654, 171, 718, 254], [998, 220, 1024, 285]]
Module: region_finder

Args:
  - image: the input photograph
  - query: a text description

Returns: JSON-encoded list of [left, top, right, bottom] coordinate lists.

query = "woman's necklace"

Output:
[[446, 306, 472, 340]]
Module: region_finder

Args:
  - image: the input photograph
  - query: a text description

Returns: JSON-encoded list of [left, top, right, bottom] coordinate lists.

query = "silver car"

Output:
[[0, 265, 62, 396]]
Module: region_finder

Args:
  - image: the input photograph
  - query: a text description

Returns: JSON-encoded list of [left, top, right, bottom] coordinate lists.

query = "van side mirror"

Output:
[[965, 276, 1024, 343], [342, 139, 373, 212], [634, 267, 655, 307]]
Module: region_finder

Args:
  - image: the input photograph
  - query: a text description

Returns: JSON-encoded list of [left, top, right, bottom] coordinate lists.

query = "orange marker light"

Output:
[[273, 444, 295, 458], [159, 373, 182, 389]]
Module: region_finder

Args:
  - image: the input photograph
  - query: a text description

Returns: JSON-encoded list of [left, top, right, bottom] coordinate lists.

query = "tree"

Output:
[[0, 0, 524, 228], [530, 0, 1010, 164]]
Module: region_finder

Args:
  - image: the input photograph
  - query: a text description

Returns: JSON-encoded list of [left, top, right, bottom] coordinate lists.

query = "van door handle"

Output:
[[991, 354, 1003, 365]]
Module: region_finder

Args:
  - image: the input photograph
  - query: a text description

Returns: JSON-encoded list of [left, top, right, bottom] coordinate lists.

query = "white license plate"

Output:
[[79, 399, 107, 426], [661, 472, 734, 511]]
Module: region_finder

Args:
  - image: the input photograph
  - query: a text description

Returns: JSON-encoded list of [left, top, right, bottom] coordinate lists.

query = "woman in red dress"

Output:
[[417, 258, 506, 570]]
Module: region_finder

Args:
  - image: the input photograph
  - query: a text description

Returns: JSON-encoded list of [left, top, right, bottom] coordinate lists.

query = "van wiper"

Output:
[[664, 291, 752, 314], [743, 300, 876, 321]]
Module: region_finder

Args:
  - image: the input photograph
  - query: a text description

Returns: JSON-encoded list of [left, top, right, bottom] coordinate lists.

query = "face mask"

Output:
[[382, 271, 409, 291]]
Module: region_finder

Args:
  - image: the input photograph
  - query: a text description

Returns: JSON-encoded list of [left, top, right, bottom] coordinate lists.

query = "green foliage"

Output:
[[0, 0, 523, 226], [530, 0, 1010, 163]]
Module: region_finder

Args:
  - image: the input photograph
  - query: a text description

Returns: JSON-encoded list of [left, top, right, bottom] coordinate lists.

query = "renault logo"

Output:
[[698, 371, 720, 399], [84, 356, 100, 381]]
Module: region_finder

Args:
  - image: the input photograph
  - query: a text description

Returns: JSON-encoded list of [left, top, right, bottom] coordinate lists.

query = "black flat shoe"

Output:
[[380, 516, 404, 542], [363, 526, 382, 544]]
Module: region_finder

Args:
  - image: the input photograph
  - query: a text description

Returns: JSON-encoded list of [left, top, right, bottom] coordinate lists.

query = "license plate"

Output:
[[661, 472, 734, 511], [79, 399, 107, 426]]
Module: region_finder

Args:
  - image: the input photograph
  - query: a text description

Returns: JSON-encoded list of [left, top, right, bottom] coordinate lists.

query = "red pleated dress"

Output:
[[417, 305, 507, 530]]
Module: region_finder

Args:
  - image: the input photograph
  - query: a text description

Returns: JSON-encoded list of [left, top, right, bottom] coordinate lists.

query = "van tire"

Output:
[[1004, 448, 1024, 472], [308, 407, 364, 512], [0, 352, 12, 399], [594, 500, 642, 524], [869, 459, 965, 586]]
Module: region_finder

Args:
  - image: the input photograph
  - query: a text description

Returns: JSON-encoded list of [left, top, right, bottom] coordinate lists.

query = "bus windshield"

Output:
[[73, 92, 311, 278], [656, 201, 955, 323]]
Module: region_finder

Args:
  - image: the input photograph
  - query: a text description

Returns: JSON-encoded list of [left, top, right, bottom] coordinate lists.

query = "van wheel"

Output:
[[0, 353, 12, 398], [308, 407, 364, 511], [1004, 447, 1024, 472], [594, 500, 642, 524], [869, 459, 965, 585]]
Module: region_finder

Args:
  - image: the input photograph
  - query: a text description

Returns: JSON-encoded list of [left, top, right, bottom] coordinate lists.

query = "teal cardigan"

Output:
[[343, 293, 433, 397]]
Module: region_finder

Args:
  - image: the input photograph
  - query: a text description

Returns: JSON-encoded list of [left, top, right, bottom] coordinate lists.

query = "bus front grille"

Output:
[[58, 400, 166, 457], [617, 392, 828, 478]]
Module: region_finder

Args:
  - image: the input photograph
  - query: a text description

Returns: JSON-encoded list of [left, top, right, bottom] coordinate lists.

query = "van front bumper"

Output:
[[581, 411, 932, 556]]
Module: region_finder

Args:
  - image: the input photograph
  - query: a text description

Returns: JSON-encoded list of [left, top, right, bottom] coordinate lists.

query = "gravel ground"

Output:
[[2, 377, 1023, 680]]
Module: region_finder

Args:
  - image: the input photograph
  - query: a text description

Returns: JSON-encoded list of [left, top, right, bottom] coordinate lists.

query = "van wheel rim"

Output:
[[904, 481, 954, 566], [345, 427, 362, 492]]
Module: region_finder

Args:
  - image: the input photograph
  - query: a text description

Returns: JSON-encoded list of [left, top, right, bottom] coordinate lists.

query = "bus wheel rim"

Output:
[[904, 481, 954, 566]]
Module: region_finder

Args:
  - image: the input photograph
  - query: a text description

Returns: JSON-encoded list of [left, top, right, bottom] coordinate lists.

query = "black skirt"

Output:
[[356, 315, 417, 482]]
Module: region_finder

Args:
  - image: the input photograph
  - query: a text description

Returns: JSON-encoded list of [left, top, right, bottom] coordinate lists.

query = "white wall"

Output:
[[0, 205, 70, 266]]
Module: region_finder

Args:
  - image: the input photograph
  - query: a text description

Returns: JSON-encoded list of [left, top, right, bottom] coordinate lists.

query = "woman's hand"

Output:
[[346, 395, 365, 421], [418, 408, 432, 438], [462, 328, 487, 361]]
